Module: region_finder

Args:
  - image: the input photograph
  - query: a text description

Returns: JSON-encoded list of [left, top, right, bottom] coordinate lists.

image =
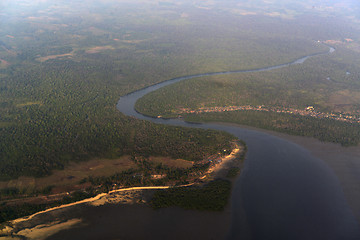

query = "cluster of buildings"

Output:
[[178, 105, 360, 124]]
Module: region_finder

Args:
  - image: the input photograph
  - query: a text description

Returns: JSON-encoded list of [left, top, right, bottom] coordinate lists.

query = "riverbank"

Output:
[[0, 142, 244, 240], [271, 129, 360, 225], [218, 122, 360, 225], [0, 192, 232, 240]]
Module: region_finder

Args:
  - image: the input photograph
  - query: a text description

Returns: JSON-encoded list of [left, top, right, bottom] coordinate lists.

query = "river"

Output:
[[116, 46, 360, 239]]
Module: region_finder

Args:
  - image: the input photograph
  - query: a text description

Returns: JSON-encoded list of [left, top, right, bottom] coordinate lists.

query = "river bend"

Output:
[[117, 47, 360, 240]]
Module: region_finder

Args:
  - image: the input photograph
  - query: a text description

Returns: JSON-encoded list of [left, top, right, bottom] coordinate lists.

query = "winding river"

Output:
[[117, 47, 360, 240]]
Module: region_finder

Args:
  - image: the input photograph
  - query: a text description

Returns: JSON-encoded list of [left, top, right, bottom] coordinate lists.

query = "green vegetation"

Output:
[[136, 45, 360, 146], [150, 179, 232, 211], [1, 0, 360, 223], [1, 0, 343, 180], [186, 111, 360, 146], [137, 45, 360, 116], [226, 168, 241, 178], [0, 155, 228, 224]]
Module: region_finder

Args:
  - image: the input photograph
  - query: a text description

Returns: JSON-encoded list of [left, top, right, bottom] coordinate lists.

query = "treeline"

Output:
[[0, 58, 234, 180], [185, 110, 360, 146], [85, 158, 212, 193], [135, 46, 360, 145], [0, 186, 53, 200], [136, 45, 360, 118], [0, 157, 215, 224], [150, 179, 232, 211], [0, 112, 233, 180], [0, 189, 96, 224], [0, 1, 350, 181]]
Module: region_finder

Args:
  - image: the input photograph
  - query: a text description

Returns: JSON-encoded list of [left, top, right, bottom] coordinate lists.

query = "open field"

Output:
[[0, 156, 136, 192], [0, 154, 202, 194], [35, 52, 74, 62], [148, 156, 194, 169]]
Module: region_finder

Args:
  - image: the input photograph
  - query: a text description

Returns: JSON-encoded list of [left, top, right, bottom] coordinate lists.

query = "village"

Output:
[[177, 105, 360, 124]]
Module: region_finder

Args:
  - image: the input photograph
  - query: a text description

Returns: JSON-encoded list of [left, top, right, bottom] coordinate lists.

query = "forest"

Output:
[[1, 0, 360, 224], [1, 0, 347, 180], [150, 179, 232, 211], [185, 110, 360, 146], [136, 45, 360, 146]]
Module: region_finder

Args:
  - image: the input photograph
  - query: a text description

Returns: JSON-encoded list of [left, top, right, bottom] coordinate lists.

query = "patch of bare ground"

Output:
[[0, 59, 10, 68], [148, 156, 193, 168], [83, 147, 245, 208], [327, 89, 360, 112], [0, 156, 136, 193], [35, 52, 74, 62], [16, 101, 42, 107], [0, 141, 244, 239], [203, 141, 244, 180], [121, 39, 147, 44], [85, 46, 114, 54], [0, 153, 222, 207]]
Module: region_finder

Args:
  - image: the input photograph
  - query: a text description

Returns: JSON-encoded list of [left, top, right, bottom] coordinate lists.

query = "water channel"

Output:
[[116, 46, 360, 239]]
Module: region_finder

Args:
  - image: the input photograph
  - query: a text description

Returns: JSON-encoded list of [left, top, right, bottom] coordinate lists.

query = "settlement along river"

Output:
[[117, 47, 360, 240]]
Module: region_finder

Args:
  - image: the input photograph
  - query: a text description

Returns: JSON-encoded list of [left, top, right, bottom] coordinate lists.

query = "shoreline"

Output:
[[215, 122, 360, 225], [2, 122, 358, 239], [0, 44, 343, 239], [0, 142, 244, 240]]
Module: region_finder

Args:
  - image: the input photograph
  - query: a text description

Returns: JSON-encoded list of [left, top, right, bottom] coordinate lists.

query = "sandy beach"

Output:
[[0, 194, 232, 240], [0, 143, 243, 240], [2, 126, 359, 239]]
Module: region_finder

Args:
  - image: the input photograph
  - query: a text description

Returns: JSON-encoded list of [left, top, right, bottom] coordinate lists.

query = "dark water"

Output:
[[116, 46, 360, 239]]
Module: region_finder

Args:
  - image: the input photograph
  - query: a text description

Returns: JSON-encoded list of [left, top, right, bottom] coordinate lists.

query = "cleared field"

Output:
[[0, 155, 200, 192], [0, 59, 9, 68], [36, 52, 74, 62], [148, 156, 194, 169], [0, 156, 136, 191], [85, 46, 115, 54]]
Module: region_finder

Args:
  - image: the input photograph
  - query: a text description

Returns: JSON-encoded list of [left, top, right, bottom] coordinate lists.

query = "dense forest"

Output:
[[0, 0, 360, 228], [137, 46, 360, 115], [151, 179, 232, 211], [185, 110, 360, 146], [136, 45, 360, 146], [1, 0, 347, 181]]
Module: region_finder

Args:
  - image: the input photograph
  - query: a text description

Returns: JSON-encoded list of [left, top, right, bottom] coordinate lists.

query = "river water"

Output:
[[116, 46, 360, 239]]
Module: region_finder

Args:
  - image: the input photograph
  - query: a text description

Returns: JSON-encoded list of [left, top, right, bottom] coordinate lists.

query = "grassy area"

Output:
[[0, 152, 213, 196], [0, 156, 136, 192], [147, 156, 194, 169]]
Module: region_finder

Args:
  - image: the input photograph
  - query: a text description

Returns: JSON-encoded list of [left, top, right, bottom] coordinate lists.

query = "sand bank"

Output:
[[1, 143, 243, 240]]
